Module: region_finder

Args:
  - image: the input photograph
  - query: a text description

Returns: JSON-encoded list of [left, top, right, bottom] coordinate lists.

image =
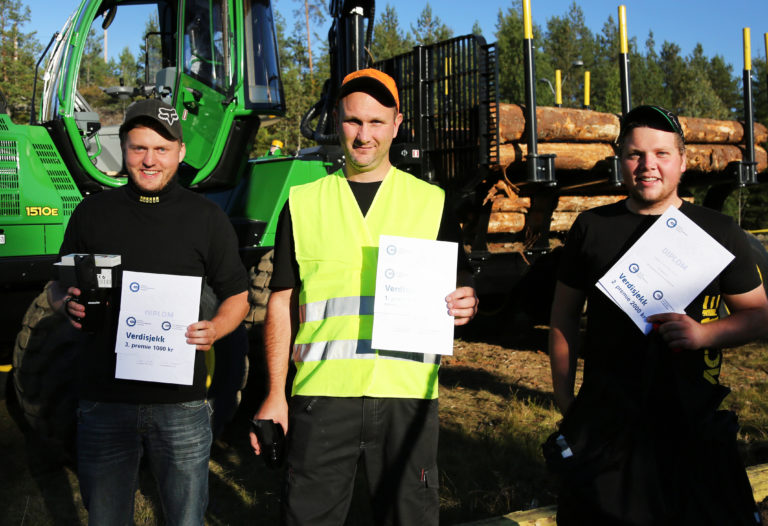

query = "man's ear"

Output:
[[393, 112, 403, 139], [178, 142, 187, 163], [680, 151, 686, 174]]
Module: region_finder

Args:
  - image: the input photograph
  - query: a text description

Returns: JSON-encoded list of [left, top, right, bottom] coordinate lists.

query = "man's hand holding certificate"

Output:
[[371, 235, 457, 355], [596, 206, 734, 334], [115, 270, 202, 385]]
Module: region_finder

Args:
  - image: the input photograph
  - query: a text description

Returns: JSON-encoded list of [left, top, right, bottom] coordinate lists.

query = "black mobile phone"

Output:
[[251, 419, 285, 469]]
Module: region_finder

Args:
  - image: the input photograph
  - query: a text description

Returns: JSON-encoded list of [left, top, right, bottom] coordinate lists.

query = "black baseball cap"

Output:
[[620, 105, 684, 144], [119, 99, 183, 141]]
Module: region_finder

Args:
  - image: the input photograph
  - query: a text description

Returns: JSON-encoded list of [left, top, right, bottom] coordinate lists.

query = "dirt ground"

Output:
[[1, 329, 767, 524]]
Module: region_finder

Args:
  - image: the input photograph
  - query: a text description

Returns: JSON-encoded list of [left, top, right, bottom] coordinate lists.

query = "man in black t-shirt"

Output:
[[548, 105, 768, 525], [47, 100, 249, 526]]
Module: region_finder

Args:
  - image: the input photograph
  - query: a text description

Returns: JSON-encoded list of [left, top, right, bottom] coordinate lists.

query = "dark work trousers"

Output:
[[282, 396, 440, 526]]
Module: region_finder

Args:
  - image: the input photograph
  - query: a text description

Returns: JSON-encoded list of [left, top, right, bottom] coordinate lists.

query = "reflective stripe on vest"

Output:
[[293, 339, 440, 365], [299, 296, 375, 323], [289, 167, 445, 398]]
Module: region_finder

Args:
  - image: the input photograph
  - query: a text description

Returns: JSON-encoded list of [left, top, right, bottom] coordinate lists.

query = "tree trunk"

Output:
[[499, 104, 620, 143], [496, 142, 767, 173], [498, 142, 616, 171], [498, 103, 768, 145], [305, 0, 313, 76]]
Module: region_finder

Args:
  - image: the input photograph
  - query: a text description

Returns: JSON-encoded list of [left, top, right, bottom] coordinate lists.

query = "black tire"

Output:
[[12, 283, 86, 454], [245, 249, 273, 329]]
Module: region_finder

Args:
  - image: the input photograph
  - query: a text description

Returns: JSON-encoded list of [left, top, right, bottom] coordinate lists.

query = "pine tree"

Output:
[[494, 2, 547, 105], [590, 16, 622, 113], [754, 56, 768, 128], [0, 0, 41, 123], [293, 0, 324, 77], [411, 3, 453, 46], [707, 54, 740, 118], [136, 14, 161, 87], [630, 32, 667, 108], [117, 46, 139, 87], [371, 4, 413, 62], [541, 3, 594, 108]]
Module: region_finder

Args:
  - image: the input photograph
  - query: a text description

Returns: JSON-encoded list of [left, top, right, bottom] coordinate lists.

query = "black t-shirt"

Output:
[[558, 200, 760, 391], [58, 179, 248, 404], [270, 179, 471, 289]]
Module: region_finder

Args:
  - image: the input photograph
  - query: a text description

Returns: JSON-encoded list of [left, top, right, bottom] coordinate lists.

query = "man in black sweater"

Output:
[[48, 99, 248, 526]]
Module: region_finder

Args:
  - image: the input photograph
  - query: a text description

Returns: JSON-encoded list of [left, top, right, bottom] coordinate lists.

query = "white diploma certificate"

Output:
[[596, 206, 734, 334], [114, 270, 202, 385], [371, 235, 457, 355]]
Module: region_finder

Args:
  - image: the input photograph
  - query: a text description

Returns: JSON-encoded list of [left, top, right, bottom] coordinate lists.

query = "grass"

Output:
[[0, 328, 766, 525]]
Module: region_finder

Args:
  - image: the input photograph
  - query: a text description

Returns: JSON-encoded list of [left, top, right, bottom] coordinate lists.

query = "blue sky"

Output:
[[20, 1, 768, 73]]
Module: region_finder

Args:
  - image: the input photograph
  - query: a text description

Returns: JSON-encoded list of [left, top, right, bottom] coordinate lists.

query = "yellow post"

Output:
[[523, 0, 533, 40], [584, 70, 591, 108], [744, 27, 751, 71], [555, 69, 562, 105], [618, 5, 628, 54]]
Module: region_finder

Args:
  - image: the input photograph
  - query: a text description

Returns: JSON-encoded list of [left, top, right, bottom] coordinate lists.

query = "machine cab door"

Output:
[[174, 0, 234, 174]]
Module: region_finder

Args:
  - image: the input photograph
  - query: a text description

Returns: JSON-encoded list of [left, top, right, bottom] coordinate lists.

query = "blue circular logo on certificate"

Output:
[[666, 218, 677, 228], [384, 268, 395, 279], [386, 245, 397, 256], [126, 317, 136, 327], [129, 282, 140, 292], [653, 290, 664, 300], [629, 263, 639, 273], [161, 321, 172, 331]]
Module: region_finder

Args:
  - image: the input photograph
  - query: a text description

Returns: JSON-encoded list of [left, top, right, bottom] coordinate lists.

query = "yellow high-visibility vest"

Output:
[[289, 167, 445, 398]]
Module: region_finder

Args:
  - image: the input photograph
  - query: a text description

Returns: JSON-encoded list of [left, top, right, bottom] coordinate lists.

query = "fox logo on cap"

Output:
[[158, 107, 179, 126]]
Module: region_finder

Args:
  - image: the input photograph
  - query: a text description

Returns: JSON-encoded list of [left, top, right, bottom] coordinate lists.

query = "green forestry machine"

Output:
[[0, 0, 499, 447], [3, 0, 766, 450]]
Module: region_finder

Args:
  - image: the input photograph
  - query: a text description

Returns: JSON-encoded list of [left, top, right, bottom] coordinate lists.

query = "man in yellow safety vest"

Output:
[[250, 68, 478, 525]]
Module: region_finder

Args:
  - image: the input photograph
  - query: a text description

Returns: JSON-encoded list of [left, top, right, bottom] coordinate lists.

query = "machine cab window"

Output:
[[183, 0, 228, 92], [243, 0, 283, 109]]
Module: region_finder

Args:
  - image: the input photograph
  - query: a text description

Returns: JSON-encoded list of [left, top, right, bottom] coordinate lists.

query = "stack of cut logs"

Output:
[[486, 104, 768, 241]]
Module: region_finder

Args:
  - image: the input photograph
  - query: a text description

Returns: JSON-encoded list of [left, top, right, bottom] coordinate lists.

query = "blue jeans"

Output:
[[76, 400, 213, 526]]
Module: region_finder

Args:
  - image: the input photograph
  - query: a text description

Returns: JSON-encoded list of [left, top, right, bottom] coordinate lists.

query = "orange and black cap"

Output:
[[337, 68, 400, 112]]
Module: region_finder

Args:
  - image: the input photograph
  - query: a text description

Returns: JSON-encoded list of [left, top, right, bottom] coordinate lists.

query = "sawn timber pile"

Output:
[[484, 105, 768, 243]]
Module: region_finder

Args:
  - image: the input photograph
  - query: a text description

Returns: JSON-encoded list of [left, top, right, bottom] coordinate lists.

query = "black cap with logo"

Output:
[[119, 99, 183, 142], [620, 105, 684, 144]]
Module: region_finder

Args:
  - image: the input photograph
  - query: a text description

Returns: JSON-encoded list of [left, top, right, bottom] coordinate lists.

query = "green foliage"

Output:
[[411, 3, 453, 46], [371, 4, 414, 61], [540, 3, 594, 108], [79, 28, 112, 86], [630, 32, 666, 107], [471, 21, 484, 39], [291, 0, 325, 76], [589, 17, 622, 113], [253, 10, 326, 156], [754, 57, 768, 128], [0, 0, 41, 123], [116, 46, 139, 87], [494, 2, 548, 105], [136, 14, 160, 87]]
